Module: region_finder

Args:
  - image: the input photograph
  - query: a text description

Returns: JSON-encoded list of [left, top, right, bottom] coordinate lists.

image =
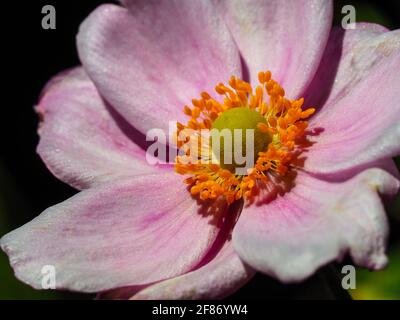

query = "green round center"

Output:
[[211, 107, 271, 173]]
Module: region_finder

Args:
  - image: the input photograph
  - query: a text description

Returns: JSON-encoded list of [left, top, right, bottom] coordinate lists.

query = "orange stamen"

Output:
[[174, 71, 314, 204]]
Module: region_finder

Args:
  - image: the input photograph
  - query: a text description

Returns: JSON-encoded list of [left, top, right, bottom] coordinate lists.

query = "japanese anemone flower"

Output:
[[1, 0, 400, 299]]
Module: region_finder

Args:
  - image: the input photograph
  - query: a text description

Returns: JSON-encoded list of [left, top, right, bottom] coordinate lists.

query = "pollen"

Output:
[[175, 71, 315, 204]]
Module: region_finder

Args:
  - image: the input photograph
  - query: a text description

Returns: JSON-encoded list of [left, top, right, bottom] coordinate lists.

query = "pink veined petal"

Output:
[[233, 169, 400, 283], [97, 201, 254, 300], [131, 241, 254, 300], [0, 172, 228, 292], [130, 201, 255, 300], [214, 0, 333, 98], [304, 26, 400, 177], [304, 23, 388, 113], [37, 67, 162, 190], [77, 2, 242, 134], [97, 240, 255, 300], [304, 23, 389, 109]]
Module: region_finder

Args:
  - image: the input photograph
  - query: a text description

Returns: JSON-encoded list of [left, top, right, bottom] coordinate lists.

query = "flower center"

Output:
[[175, 70, 315, 204], [211, 107, 271, 173]]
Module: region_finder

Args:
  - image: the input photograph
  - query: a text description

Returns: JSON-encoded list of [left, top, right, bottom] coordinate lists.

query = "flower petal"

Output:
[[130, 202, 254, 300], [304, 23, 389, 109], [77, 3, 241, 134], [37, 67, 160, 190], [304, 26, 400, 177], [215, 0, 333, 97], [131, 241, 254, 300], [0, 172, 227, 292], [233, 169, 400, 283]]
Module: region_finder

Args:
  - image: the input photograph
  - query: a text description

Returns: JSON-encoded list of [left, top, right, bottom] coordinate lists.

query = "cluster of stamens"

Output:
[[175, 71, 315, 204]]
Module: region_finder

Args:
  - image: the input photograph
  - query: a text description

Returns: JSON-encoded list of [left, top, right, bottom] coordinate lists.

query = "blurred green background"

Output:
[[0, 0, 399, 300]]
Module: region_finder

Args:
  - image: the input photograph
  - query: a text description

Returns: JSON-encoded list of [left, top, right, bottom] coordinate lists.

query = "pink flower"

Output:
[[1, 0, 400, 299]]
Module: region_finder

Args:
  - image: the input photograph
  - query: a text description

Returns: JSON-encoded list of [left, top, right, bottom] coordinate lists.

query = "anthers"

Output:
[[175, 71, 315, 204]]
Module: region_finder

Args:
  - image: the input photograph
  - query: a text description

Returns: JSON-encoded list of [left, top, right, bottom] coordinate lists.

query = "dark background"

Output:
[[0, 0, 399, 299]]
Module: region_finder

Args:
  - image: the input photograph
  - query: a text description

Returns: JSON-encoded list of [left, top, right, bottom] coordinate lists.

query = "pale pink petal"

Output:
[[77, 3, 241, 134], [37, 67, 161, 190], [97, 285, 146, 300], [0, 172, 228, 292], [304, 23, 389, 108], [233, 169, 400, 283], [97, 236, 255, 300], [130, 202, 254, 300], [304, 27, 400, 177], [131, 242, 254, 300], [215, 0, 333, 98], [380, 158, 400, 181]]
